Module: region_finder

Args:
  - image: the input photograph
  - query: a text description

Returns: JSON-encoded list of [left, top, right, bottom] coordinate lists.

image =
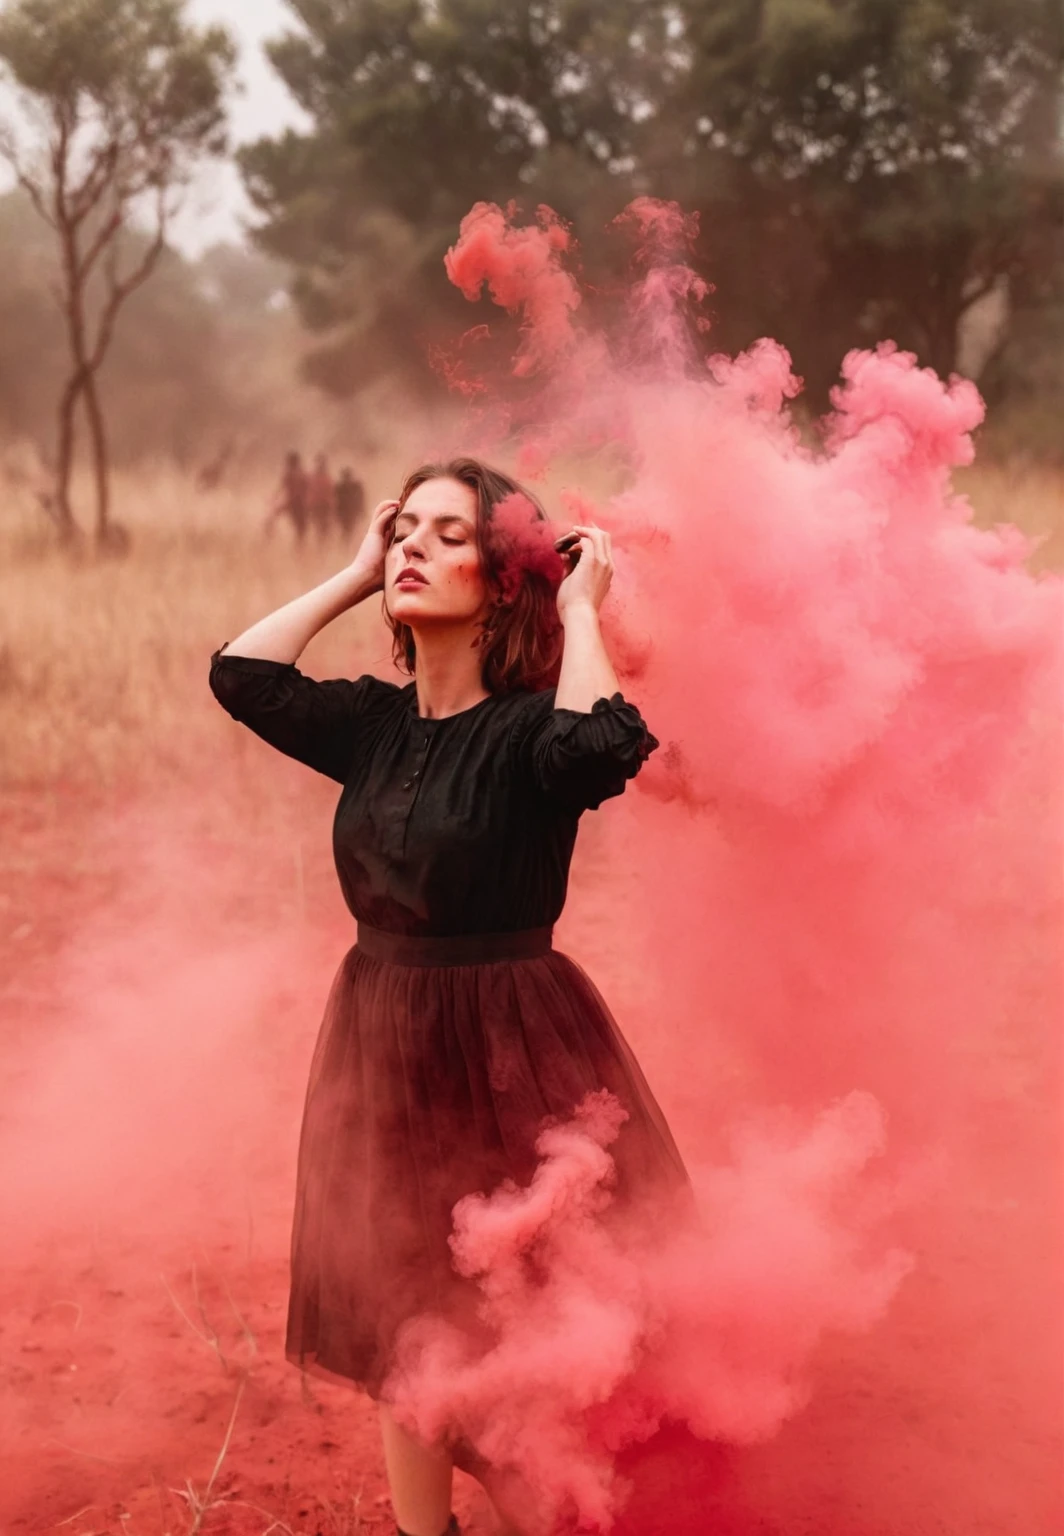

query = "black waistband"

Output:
[[356, 924, 554, 967]]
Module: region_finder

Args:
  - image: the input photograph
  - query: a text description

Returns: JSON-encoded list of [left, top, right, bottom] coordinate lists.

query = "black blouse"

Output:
[[209, 650, 659, 937]]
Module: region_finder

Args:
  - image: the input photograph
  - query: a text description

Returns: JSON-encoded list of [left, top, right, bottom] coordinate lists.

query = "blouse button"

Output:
[[402, 778, 413, 789]]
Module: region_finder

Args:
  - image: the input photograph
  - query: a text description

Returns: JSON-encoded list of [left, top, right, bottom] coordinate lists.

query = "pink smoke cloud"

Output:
[[487, 490, 565, 599], [445, 202, 583, 378], [389, 1090, 909, 1530], [386, 199, 1062, 1529], [4, 195, 1056, 1536]]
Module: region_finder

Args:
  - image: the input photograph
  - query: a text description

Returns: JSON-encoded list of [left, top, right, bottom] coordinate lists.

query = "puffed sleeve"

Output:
[[515, 690, 660, 813], [209, 647, 393, 784]]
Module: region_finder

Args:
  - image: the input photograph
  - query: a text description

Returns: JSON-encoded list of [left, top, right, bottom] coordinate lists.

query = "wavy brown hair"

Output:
[[386, 457, 564, 693]]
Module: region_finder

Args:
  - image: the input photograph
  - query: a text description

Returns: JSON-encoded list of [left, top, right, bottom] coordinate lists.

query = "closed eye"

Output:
[[390, 518, 471, 545]]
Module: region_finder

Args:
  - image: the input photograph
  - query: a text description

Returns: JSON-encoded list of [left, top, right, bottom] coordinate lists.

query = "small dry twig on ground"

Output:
[[325, 1490, 372, 1535], [169, 1371, 247, 1536], [160, 1265, 224, 1365], [52, 1501, 139, 1536], [53, 1506, 99, 1529], [217, 1267, 259, 1367], [216, 1500, 298, 1535], [237, 1477, 372, 1536], [305, 1480, 372, 1536], [159, 1262, 258, 1375]]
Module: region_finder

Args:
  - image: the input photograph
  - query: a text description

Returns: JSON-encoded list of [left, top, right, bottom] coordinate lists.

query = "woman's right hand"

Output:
[[349, 499, 400, 592]]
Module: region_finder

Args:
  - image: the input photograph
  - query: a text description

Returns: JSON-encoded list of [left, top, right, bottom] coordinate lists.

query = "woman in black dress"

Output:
[[209, 458, 688, 1536]]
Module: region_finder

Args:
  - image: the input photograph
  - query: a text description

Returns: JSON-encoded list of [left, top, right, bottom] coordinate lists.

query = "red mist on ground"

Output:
[[2, 200, 1061, 1534]]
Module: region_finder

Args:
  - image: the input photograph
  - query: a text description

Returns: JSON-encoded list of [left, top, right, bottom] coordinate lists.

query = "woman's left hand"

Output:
[[556, 524, 614, 619]]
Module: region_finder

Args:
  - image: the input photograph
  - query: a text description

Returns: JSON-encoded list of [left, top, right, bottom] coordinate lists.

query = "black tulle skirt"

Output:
[[285, 924, 689, 1398]]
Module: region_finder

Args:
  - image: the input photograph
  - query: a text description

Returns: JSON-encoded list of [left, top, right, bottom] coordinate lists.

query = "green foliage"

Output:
[[0, 0, 235, 168], [244, 0, 1062, 411], [677, 0, 1064, 387], [240, 0, 676, 391]]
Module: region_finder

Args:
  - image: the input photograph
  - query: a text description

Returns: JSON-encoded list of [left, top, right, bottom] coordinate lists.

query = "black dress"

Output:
[[209, 650, 689, 1399]]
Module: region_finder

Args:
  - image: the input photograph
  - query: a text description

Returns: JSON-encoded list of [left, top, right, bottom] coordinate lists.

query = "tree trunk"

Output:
[[924, 307, 962, 379], [83, 369, 111, 547], [54, 371, 81, 541], [56, 201, 90, 544], [917, 250, 968, 379]]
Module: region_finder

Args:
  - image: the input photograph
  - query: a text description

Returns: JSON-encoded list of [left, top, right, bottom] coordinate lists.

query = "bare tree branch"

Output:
[[68, 133, 122, 228], [51, 108, 71, 229], [0, 119, 55, 225], [77, 203, 123, 283], [88, 184, 168, 372]]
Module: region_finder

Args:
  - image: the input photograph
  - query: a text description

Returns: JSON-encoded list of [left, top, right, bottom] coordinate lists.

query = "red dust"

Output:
[[3, 197, 1062, 1534], [486, 491, 565, 600]]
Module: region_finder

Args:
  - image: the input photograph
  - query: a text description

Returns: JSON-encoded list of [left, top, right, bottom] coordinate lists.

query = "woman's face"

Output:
[[385, 476, 489, 628]]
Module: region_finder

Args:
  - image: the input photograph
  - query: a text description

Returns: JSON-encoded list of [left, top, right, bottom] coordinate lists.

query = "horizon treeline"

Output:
[[1, 0, 1061, 482]]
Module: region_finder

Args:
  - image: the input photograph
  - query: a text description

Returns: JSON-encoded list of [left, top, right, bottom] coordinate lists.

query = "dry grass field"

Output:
[[1, 455, 1060, 1536], [2, 458, 1060, 794], [1, 467, 385, 793]]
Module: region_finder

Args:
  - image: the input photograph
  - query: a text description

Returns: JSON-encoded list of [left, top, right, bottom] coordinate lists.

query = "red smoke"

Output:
[[445, 203, 581, 379], [486, 490, 565, 599], [390, 1090, 909, 1530], [384, 199, 1063, 1528], [3, 197, 1059, 1536]]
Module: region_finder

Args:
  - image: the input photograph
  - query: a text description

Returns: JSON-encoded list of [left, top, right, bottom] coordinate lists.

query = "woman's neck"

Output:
[[408, 624, 490, 719]]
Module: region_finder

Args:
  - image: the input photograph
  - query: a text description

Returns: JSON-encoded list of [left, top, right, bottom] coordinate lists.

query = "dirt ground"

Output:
[[2, 475, 1061, 1536], [1, 767, 1059, 1536]]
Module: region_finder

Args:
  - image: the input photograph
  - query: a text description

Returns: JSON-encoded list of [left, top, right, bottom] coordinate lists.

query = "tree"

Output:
[[0, 0, 236, 545], [671, 0, 1064, 387], [244, 0, 1061, 411], [0, 191, 312, 484], [240, 0, 676, 395]]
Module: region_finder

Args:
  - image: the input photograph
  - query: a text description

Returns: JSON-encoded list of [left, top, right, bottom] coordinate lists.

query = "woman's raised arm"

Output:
[[553, 523, 620, 711], [209, 499, 402, 782], [222, 499, 399, 663]]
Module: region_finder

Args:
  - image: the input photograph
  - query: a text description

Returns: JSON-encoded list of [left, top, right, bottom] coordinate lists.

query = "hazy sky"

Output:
[[0, 0, 309, 256], [177, 0, 310, 253]]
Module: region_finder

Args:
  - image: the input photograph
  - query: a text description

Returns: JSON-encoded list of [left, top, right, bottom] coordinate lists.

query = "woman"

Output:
[[209, 458, 688, 1536]]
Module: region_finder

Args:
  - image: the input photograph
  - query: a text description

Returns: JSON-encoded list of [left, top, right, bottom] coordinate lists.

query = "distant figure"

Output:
[[307, 453, 335, 540], [266, 450, 308, 544], [334, 467, 366, 539]]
